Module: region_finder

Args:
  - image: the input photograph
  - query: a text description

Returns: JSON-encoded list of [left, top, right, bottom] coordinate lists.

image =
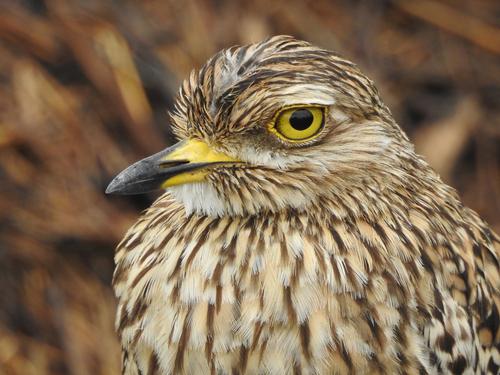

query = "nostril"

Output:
[[158, 160, 190, 168]]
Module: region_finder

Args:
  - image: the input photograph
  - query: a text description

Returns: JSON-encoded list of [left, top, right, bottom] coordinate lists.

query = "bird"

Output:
[[106, 35, 499, 375]]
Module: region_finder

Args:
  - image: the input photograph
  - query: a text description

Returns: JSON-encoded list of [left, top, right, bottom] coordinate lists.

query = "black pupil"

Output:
[[289, 109, 314, 131]]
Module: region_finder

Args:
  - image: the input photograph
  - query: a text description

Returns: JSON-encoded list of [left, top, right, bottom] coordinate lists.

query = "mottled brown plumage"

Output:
[[110, 36, 499, 374]]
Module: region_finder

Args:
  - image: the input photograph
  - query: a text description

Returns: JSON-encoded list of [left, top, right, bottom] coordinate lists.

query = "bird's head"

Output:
[[107, 36, 415, 217]]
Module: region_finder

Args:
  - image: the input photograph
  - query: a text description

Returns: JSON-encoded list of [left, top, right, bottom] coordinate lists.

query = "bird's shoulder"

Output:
[[417, 201, 499, 373]]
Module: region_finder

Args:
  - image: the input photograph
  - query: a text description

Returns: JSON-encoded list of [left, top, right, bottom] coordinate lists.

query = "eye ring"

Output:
[[268, 105, 326, 143]]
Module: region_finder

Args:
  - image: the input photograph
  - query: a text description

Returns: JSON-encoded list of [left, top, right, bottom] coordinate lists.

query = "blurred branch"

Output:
[[414, 97, 481, 181], [395, 0, 500, 55], [0, 5, 62, 61]]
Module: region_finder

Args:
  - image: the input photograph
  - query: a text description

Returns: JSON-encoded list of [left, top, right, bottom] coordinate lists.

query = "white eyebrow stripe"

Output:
[[278, 84, 335, 107]]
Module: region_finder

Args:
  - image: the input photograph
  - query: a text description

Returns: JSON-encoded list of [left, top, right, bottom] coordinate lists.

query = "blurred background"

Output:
[[0, 0, 498, 374]]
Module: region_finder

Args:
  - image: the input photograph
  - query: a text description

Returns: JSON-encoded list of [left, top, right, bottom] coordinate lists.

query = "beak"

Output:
[[105, 139, 241, 195]]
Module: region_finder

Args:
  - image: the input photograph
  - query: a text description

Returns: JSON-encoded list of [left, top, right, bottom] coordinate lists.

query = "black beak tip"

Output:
[[105, 177, 122, 195], [104, 162, 166, 196]]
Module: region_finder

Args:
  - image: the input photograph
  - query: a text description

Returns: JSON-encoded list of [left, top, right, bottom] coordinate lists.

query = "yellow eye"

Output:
[[271, 107, 325, 141]]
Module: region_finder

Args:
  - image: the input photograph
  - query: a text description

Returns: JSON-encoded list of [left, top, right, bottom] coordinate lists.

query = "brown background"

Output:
[[0, 0, 498, 374]]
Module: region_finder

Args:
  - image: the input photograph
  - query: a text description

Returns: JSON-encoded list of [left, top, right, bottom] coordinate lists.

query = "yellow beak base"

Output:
[[160, 140, 239, 188]]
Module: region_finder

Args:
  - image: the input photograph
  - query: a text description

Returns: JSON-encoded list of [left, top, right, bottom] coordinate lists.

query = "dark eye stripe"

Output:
[[289, 109, 313, 131]]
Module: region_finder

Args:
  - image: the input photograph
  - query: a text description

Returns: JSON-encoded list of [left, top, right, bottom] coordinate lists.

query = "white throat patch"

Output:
[[167, 183, 227, 217]]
